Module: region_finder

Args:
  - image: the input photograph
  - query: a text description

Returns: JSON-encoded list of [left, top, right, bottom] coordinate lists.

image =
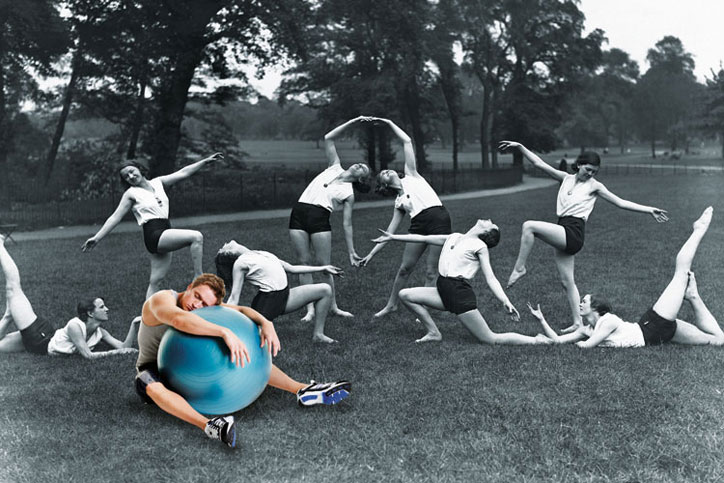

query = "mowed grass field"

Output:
[[1, 172, 724, 482]]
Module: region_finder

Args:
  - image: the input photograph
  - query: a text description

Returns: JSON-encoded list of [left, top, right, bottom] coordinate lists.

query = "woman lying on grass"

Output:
[[528, 207, 724, 347], [372, 219, 547, 345], [214, 240, 344, 343], [0, 235, 140, 357]]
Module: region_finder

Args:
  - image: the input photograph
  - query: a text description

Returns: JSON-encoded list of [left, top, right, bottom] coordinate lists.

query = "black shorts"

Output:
[[289, 202, 332, 234], [20, 316, 54, 354], [409, 206, 452, 235], [638, 308, 677, 345], [135, 362, 163, 405], [142, 218, 171, 254], [436, 276, 477, 315], [557, 216, 585, 255], [251, 286, 290, 322]]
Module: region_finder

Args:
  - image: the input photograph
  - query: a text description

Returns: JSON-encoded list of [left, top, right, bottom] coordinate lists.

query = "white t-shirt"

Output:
[[395, 174, 442, 219], [586, 313, 645, 348], [556, 174, 598, 221], [128, 177, 169, 225], [47, 317, 103, 355], [237, 250, 289, 293], [438, 233, 486, 280], [298, 165, 353, 212]]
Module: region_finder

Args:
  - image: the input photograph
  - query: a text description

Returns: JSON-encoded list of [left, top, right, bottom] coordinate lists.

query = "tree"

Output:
[[0, 1, 69, 170], [698, 67, 724, 159], [634, 36, 699, 157]]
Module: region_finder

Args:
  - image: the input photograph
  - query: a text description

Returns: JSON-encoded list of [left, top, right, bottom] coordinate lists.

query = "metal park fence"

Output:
[[0, 164, 523, 230]]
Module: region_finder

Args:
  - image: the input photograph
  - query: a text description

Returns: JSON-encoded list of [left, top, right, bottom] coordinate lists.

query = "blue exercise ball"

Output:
[[157, 306, 272, 415]]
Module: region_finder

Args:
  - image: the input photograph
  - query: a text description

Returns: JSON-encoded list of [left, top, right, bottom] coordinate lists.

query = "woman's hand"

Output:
[[504, 301, 520, 322], [203, 152, 224, 164], [650, 208, 669, 223], [497, 140, 523, 153], [81, 237, 99, 252], [527, 302, 545, 321], [349, 252, 364, 267], [372, 229, 393, 244], [259, 321, 280, 357], [357, 253, 373, 267], [322, 265, 345, 277]]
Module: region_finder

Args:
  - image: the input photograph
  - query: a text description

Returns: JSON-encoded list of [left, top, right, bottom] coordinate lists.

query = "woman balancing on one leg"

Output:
[[360, 117, 452, 320], [0, 235, 139, 357], [288, 116, 371, 321], [498, 141, 669, 332], [528, 207, 724, 347], [372, 220, 547, 345], [214, 241, 344, 343], [82, 153, 223, 300]]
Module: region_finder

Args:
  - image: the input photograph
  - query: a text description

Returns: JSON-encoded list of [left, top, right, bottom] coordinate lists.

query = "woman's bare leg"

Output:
[[0, 236, 37, 330], [398, 287, 444, 343], [147, 252, 173, 300], [289, 229, 316, 322], [508, 220, 567, 287], [285, 284, 335, 343], [652, 207, 712, 321], [374, 242, 427, 319], [553, 249, 583, 333], [671, 271, 724, 345], [157, 228, 204, 277], [310, 231, 352, 317]]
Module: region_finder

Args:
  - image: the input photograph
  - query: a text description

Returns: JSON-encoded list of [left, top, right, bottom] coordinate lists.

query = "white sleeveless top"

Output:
[[438, 233, 486, 280], [590, 313, 645, 348], [128, 178, 169, 225], [237, 250, 288, 293], [556, 174, 598, 221], [298, 165, 353, 212], [47, 317, 103, 355], [395, 174, 442, 219]]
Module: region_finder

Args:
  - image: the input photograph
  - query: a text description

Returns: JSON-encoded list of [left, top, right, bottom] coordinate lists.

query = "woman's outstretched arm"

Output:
[[477, 248, 520, 321], [375, 118, 417, 176], [498, 141, 567, 182], [360, 208, 405, 266], [372, 229, 449, 246], [527, 303, 587, 343], [595, 183, 669, 222], [324, 116, 371, 167], [158, 152, 223, 187], [81, 192, 134, 251]]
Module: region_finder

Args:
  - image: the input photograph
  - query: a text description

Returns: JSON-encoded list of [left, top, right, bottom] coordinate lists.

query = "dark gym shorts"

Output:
[[637, 308, 677, 345], [142, 218, 171, 254], [409, 205, 452, 235], [557, 216, 585, 255], [20, 316, 54, 354], [135, 362, 163, 405], [251, 286, 290, 322], [436, 276, 477, 315], [289, 202, 332, 234]]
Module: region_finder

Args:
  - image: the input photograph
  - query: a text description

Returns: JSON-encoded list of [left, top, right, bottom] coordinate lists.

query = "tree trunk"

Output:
[[451, 116, 459, 172], [365, 124, 376, 172], [378, 127, 393, 170], [0, 19, 9, 169], [45, 50, 82, 183], [650, 135, 656, 158], [403, 80, 427, 172], [126, 74, 148, 159], [479, 85, 490, 169], [721, 130, 724, 159], [149, 47, 205, 176]]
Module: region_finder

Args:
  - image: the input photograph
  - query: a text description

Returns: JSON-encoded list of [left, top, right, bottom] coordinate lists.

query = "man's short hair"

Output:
[[190, 273, 226, 305]]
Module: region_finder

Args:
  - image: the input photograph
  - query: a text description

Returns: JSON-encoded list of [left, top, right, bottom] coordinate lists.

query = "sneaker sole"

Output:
[[298, 383, 352, 406]]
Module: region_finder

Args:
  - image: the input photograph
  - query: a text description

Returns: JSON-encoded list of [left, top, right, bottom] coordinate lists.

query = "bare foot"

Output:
[[693, 206, 713, 232], [373, 305, 398, 319], [560, 322, 582, 334], [684, 271, 700, 301], [415, 332, 442, 343], [301, 311, 315, 323], [331, 307, 354, 318], [506, 267, 527, 288], [312, 334, 337, 343]]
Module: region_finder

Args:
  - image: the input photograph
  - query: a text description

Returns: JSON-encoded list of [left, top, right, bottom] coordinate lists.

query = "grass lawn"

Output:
[[2, 172, 724, 482]]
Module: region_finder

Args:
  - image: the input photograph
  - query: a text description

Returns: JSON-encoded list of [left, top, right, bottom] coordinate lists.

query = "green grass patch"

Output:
[[2, 173, 724, 482]]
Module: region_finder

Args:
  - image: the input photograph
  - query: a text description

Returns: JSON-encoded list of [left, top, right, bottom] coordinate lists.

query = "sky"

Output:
[[246, 0, 724, 99]]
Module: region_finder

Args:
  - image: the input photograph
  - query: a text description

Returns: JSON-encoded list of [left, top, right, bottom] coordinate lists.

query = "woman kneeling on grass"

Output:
[[372, 220, 547, 345], [528, 207, 724, 348], [214, 241, 344, 343], [0, 236, 140, 357]]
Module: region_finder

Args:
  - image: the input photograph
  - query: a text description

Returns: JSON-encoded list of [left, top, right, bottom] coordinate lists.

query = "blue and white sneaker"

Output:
[[204, 415, 237, 449], [297, 380, 351, 407]]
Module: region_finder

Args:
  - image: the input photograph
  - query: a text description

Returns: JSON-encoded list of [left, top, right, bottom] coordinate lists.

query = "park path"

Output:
[[11, 176, 557, 242]]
